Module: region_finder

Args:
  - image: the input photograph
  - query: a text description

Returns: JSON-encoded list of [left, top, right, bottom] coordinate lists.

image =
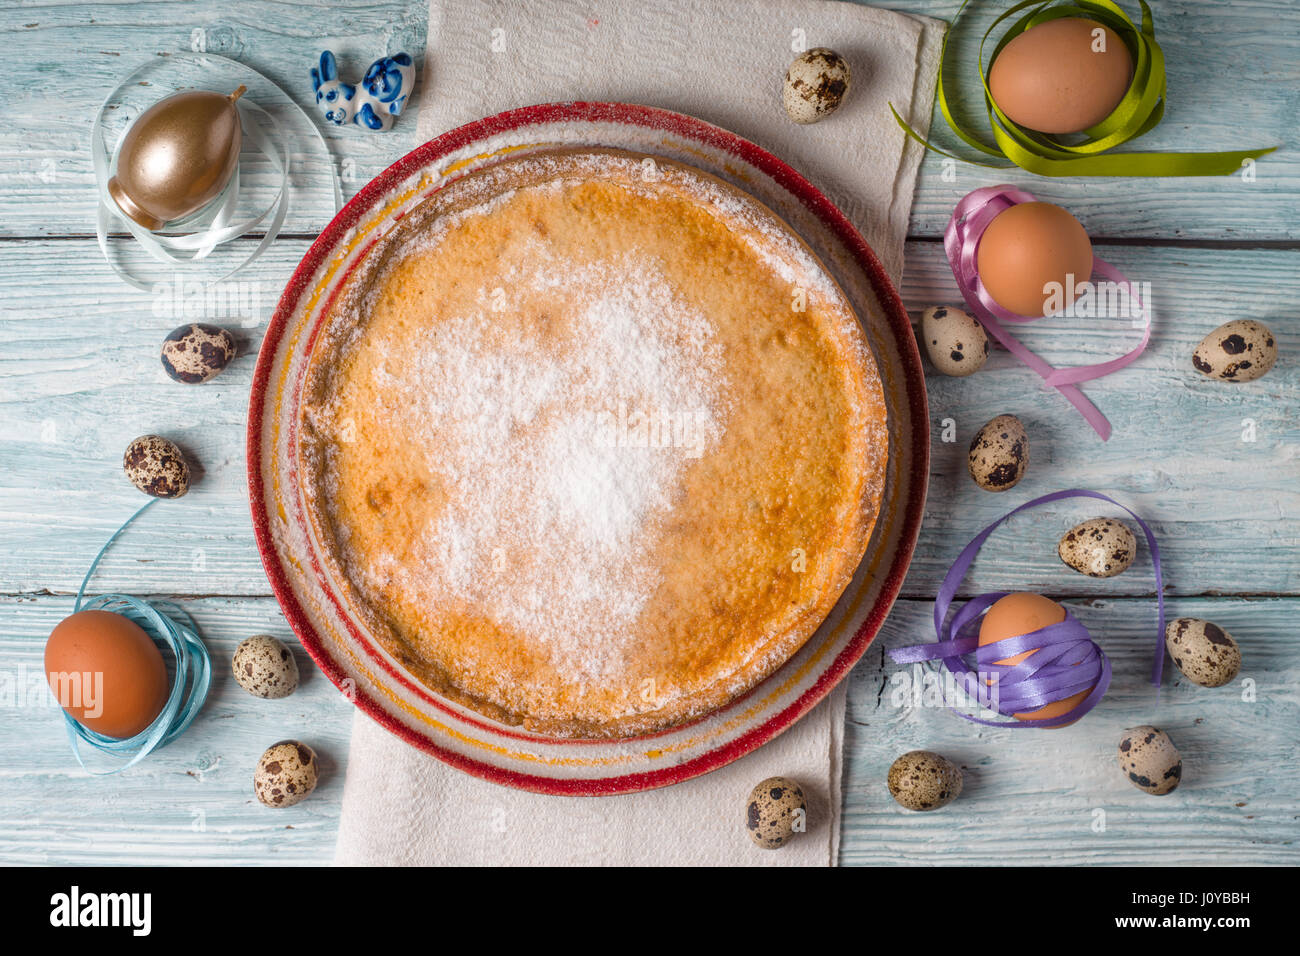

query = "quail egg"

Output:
[[1166, 618, 1241, 688], [921, 306, 989, 377], [745, 776, 807, 848], [160, 322, 236, 384], [782, 48, 851, 124], [887, 750, 963, 811], [1192, 319, 1277, 383], [1058, 517, 1138, 578], [254, 740, 319, 808], [233, 634, 300, 699], [122, 434, 190, 499], [1118, 726, 1182, 795], [967, 414, 1029, 491]]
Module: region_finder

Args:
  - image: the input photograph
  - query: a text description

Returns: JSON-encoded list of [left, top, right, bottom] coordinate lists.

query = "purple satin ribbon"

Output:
[[944, 186, 1152, 442], [889, 489, 1166, 728]]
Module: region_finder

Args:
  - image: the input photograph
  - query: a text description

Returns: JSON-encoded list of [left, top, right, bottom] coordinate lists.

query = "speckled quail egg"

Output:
[[1118, 726, 1182, 796], [745, 776, 807, 848], [233, 634, 299, 699], [122, 434, 190, 499], [1166, 618, 1241, 688], [967, 414, 1028, 492], [1058, 517, 1138, 578], [254, 740, 319, 808], [921, 306, 989, 377], [1192, 319, 1277, 383], [782, 48, 852, 124], [887, 750, 963, 811], [160, 322, 236, 384]]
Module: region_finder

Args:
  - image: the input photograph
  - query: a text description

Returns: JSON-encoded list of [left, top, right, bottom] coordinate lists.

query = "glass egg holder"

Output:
[[92, 51, 341, 292]]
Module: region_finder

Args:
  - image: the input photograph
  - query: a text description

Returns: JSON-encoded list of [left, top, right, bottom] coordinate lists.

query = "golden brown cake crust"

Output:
[[298, 148, 888, 738]]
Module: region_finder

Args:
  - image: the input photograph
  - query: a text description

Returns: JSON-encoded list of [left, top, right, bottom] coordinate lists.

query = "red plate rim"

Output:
[[246, 101, 930, 796]]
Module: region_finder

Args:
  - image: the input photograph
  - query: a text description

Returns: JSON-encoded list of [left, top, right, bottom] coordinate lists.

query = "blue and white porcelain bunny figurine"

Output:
[[310, 50, 414, 132]]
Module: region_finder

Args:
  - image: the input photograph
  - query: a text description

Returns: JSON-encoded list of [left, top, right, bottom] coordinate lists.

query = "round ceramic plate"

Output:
[[248, 103, 928, 795]]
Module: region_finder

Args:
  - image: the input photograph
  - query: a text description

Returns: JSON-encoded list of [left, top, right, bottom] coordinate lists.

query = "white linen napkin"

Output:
[[336, 686, 847, 866], [335, 0, 943, 866], [416, 0, 943, 285]]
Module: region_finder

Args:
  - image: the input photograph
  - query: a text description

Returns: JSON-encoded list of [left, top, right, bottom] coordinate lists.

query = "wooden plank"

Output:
[[0, 239, 306, 598], [1, 0, 1297, 240], [898, 240, 1300, 599], [0, 0, 430, 238], [841, 596, 1300, 865], [1, 239, 1295, 598], [4, 593, 1291, 865], [0, 594, 349, 865], [3, 0, 1296, 871]]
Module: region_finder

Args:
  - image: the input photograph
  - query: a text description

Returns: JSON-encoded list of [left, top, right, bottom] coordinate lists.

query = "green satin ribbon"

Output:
[[892, 0, 1276, 176]]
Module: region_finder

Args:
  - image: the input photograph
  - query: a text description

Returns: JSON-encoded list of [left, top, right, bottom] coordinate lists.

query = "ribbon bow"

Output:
[[58, 500, 212, 774], [891, 0, 1276, 177], [946, 184, 1150, 440], [888, 489, 1166, 728]]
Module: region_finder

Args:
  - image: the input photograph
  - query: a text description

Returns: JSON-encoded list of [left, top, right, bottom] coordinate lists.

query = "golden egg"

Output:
[[108, 87, 245, 231], [989, 17, 1133, 135], [976, 201, 1094, 317]]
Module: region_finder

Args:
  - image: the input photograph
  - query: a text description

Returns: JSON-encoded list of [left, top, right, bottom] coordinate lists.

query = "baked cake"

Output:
[[298, 148, 888, 738]]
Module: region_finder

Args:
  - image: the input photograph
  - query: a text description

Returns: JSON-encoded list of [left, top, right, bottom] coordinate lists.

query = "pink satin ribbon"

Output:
[[944, 186, 1152, 441]]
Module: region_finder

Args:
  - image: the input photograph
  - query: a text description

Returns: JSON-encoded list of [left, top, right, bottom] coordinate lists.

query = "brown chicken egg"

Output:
[[977, 202, 1094, 317], [44, 609, 169, 739], [979, 593, 1093, 724], [989, 17, 1134, 134]]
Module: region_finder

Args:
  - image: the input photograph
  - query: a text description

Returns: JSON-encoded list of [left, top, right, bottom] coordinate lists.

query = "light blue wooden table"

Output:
[[1, 1, 1296, 865]]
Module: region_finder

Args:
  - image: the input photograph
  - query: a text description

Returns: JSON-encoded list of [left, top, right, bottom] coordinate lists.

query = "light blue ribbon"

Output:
[[59, 500, 212, 774]]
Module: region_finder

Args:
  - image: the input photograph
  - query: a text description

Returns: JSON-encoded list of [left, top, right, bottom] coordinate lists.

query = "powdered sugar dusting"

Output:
[[353, 243, 727, 681], [304, 147, 880, 703]]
